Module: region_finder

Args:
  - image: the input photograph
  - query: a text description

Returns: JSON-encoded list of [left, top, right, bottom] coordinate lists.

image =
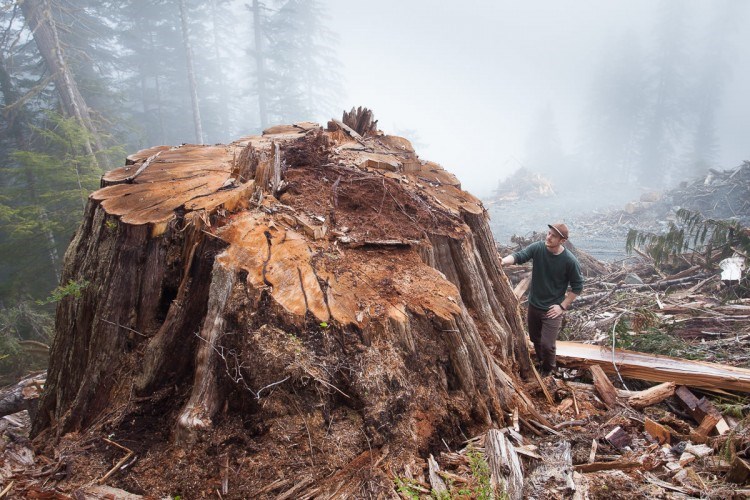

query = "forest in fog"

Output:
[[0, 0, 747, 377], [0, 0, 341, 327]]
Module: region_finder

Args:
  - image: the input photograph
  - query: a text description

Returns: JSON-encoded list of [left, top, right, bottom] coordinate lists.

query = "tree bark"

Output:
[[33, 122, 537, 494]]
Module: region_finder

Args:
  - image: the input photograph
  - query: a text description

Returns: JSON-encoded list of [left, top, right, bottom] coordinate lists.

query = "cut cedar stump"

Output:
[[32, 119, 537, 496]]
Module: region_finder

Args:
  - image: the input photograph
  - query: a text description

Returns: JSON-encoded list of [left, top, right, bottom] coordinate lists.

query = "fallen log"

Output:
[[573, 460, 640, 473], [628, 382, 676, 409], [575, 273, 715, 306], [556, 341, 750, 393], [0, 373, 45, 420]]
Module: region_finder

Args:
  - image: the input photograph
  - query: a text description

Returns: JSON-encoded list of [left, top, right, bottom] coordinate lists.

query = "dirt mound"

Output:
[[20, 118, 539, 497]]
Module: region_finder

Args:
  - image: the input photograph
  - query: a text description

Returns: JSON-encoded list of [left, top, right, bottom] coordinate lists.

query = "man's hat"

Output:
[[548, 222, 569, 239]]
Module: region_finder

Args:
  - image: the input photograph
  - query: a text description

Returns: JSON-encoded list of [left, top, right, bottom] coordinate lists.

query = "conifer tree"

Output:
[[249, 0, 342, 127]]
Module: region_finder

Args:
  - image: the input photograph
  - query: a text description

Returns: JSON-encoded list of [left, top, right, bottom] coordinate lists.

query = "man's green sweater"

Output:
[[512, 241, 584, 310]]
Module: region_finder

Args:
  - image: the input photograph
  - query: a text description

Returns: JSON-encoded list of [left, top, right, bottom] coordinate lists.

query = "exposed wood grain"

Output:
[[590, 365, 618, 408], [628, 382, 676, 409], [485, 429, 523, 500], [644, 417, 671, 444], [557, 341, 750, 392]]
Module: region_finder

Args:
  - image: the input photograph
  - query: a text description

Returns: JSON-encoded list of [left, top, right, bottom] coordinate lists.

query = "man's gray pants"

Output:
[[527, 305, 563, 373]]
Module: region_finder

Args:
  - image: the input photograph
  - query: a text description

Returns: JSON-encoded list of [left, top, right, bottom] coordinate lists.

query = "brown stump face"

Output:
[[34, 122, 533, 496]]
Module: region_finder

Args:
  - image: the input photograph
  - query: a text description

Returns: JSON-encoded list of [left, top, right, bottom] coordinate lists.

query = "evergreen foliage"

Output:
[[580, 0, 743, 188], [250, 0, 342, 127], [0, 113, 109, 300], [626, 208, 750, 266], [0, 0, 344, 368], [580, 31, 647, 182]]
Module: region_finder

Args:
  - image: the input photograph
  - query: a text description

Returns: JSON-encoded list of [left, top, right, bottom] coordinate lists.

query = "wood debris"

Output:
[[491, 163, 750, 498]]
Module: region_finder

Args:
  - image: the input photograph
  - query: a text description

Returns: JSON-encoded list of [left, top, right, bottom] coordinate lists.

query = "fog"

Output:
[[324, 0, 750, 199]]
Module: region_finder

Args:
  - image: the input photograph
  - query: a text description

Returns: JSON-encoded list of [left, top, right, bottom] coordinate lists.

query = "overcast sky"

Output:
[[323, 0, 749, 197]]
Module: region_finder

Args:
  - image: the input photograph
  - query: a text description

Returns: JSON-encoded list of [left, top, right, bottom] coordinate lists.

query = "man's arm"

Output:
[[501, 242, 537, 267], [560, 290, 578, 311]]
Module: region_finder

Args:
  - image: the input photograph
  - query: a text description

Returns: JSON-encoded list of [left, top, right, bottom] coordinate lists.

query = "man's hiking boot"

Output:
[[540, 366, 560, 378]]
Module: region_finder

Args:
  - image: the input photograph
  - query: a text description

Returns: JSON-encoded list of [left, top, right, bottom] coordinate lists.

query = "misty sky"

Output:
[[324, 0, 749, 197]]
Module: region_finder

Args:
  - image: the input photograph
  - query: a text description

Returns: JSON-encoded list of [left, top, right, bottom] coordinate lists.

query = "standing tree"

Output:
[[579, 31, 647, 183], [249, 0, 270, 129], [636, 0, 693, 186], [1, 0, 120, 302], [522, 103, 570, 187], [249, 0, 342, 128], [684, 1, 744, 178], [18, 0, 108, 167], [178, 0, 204, 144]]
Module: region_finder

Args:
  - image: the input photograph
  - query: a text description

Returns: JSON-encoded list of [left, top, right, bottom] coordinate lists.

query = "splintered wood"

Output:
[[556, 340, 750, 392], [485, 429, 523, 500], [627, 382, 675, 409], [590, 365, 618, 408], [674, 386, 730, 435]]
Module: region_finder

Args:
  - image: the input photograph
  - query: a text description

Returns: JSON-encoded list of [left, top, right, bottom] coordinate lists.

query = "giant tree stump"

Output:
[[33, 120, 536, 496]]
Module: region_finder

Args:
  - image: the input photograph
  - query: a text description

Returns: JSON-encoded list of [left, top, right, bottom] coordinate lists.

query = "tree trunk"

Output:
[[19, 0, 108, 168], [251, 0, 268, 129], [210, 0, 230, 140], [177, 0, 203, 144], [33, 121, 537, 496]]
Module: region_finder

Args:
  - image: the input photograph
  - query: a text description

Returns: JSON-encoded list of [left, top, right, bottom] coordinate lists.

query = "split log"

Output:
[[605, 426, 631, 449], [588, 439, 597, 463], [485, 429, 523, 500], [512, 276, 530, 299], [690, 413, 721, 442], [644, 417, 671, 445], [556, 341, 750, 393], [628, 382, 675, 409], [427, 455, 449, 497], [590, 365, 618, 408], [674, 386, 729, 436]]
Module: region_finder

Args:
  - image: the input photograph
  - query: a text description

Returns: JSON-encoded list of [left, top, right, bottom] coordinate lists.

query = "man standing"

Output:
[[500, 223, 584, 376]]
